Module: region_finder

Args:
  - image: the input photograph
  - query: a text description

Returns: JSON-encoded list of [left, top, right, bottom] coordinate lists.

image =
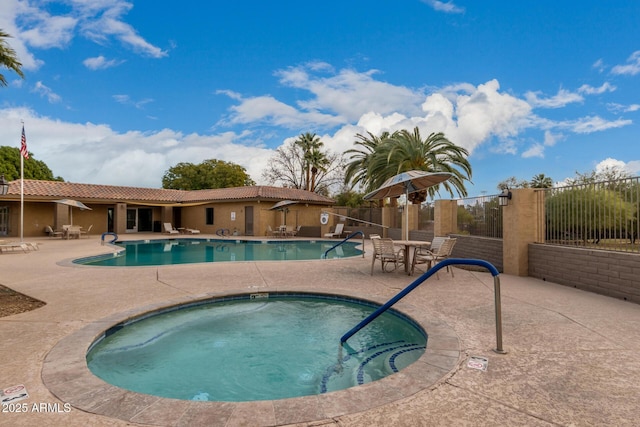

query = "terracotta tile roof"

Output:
[[5, 180, 335, 205]]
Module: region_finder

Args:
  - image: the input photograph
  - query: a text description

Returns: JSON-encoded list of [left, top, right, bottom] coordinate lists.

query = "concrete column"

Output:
[[434, 200, 457, 236], [114, 203, 127, 234], [381, 206, 393, 238], [502, 188, 542, 276]]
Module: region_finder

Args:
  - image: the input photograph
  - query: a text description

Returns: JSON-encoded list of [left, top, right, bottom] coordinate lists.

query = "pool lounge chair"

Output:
[[0, 241, 29, 253], [163, 223, 180, 234], [324, 223, 345, 238], [45, 225, 64, 238], [185, 228, 200, 234]]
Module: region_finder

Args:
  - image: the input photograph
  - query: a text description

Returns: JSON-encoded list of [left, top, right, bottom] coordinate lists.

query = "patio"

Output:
[[1, 234, 639, 426]]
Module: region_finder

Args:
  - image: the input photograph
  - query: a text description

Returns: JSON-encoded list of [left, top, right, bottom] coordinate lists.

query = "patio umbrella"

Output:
[[364, 171, 452, 240], [54, 199, 92, 225], [269, 200, 298, 226]]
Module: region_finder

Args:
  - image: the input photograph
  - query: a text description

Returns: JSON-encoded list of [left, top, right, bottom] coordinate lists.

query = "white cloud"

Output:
[[275, 64, 424, 122], [83, 55, 123, 70], [525, 88, 583, 108], [112, 94, 153, 109], [221, 94, 344, 129], [521, 143, 544, 158], [543, 130, 563, 147], [559, 116, 632, 134], [577, 82, 616, 95], [0, 107, 273, 187], [31, 81, 61, 103], [607, 103, 640, 113], [421, 0, 465, 14], [1, 0, 166, 69], [594, 158, 640, 177], [611, 50, 640, 76], [592, 58, 606, 73]]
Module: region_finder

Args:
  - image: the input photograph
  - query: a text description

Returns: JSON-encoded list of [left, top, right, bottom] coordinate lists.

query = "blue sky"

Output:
[[1, 0, 639, 197]]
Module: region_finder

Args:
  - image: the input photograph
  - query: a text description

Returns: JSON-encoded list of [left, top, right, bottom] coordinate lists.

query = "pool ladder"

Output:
[[322, 231, 365, 259], [341, 258, 507, 354]]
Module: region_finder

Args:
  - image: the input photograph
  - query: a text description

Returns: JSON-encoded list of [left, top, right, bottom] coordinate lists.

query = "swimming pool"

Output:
[[74, 238, 363, 266], [86, 292, 427, 401]]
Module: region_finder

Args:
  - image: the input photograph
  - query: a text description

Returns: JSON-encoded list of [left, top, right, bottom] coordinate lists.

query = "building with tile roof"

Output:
[[0, 180, 335, 238]]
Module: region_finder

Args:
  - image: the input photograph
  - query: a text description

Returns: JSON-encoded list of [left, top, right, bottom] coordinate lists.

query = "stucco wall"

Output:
[[529, 243, 640, 303]]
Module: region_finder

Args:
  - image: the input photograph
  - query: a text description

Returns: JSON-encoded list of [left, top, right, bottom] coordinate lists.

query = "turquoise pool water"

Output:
[[74, 238, 363, 266], [86, 293, 427, 402]]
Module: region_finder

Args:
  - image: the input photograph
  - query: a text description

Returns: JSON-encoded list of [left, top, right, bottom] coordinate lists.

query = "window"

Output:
[[205, 207, 214, 225]]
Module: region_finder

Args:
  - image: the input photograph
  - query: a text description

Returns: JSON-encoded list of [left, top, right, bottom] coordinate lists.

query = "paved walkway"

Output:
[[1, 234, 639, 426]]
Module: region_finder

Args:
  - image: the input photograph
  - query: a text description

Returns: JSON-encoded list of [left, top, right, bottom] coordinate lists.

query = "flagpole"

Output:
[[20, 123, 24, 242], [19, 121, 27, 243]]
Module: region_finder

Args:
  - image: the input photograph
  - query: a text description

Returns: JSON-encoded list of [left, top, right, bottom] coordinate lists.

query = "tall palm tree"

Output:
[[368, 127, 472, 202], [344, 131, 390, 192], [308, 148, 329, 192], [530, 173, 553, 188], [294, 132, 324, 191], [0, 30, 24, 87]]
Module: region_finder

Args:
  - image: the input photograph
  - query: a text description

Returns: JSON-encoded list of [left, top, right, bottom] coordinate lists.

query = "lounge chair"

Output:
[[324, 223, 345, 238], [0, 241, 29, 253], [411, 237, 457, 278], [185, 228, 200, 234], [163, 223, 180, 234], [371, 237, 405, 274], [45, 225, 64, 238]]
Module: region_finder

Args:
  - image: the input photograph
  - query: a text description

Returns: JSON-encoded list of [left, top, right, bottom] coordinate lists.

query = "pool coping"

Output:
[[59, 237, 366, 268], [42, 288, 462, 426]]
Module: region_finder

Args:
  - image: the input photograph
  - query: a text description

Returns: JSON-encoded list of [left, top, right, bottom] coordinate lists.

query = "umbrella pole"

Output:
[[405, 188, 409, 240]]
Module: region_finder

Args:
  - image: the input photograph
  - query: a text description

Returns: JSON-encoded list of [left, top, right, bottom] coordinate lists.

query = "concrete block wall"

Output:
[[450, 234, 503, 272], [529, 243, 640, 304]]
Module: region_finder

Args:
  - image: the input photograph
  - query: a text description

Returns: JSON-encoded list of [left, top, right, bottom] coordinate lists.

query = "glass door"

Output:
[[0, 206, 8, 236], [126, 208, 137, 232]]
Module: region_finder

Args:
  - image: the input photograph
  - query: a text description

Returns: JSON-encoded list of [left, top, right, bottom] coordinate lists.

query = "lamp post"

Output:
[[0, 175, 9, 196]]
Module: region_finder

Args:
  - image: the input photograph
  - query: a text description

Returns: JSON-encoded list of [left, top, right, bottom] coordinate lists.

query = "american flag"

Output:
[[20, 125, 29, 159]]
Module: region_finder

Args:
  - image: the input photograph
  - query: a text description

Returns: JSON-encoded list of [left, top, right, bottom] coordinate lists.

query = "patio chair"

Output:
[[411, 237, 457, 278], [45, 225, 64, 238], [371, 237, 405, 274], [286, 225, 302, 237], [324, 223, 345, 238], [163, 223, 180, 234], [266, 225, 279, 237], [185, 228, 200, 234], [80, 224, 93, 238]]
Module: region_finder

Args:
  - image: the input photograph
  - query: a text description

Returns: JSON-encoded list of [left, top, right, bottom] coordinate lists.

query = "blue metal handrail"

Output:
[[323, 231, 365, 259], [340, 258, 506, 354]]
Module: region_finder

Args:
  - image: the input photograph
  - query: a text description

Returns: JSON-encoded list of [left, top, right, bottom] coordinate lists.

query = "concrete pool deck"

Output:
[[1, 234, 639, 426]]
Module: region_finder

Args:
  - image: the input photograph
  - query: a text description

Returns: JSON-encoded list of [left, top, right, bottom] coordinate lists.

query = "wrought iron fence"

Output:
[[333, 207, 383, 228], [457, 194, 503, 238], [541, 176, 640, 252]]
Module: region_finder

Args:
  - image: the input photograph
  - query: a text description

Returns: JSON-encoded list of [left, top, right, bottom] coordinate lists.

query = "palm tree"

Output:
[[368, 127, 472, 202], [294, 132, 324, 191], [308, 148, 329, 193], [530, 173, 553, 188], [344, 131, 390, 192], [0, 30, 24, 87]]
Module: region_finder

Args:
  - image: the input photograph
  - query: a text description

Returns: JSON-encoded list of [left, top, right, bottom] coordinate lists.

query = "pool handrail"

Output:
[[323, 231, 365, 259], [340, 258, 507, 354], [100, 232, 118, 245]]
